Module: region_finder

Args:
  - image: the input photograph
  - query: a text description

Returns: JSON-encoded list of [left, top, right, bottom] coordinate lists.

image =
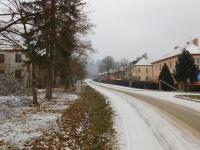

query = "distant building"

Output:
[[109, 68, 125, 80], [124, 65, 133, 81], [124, 59, 140, 80], [152, 38, 200, 88], [0, 48, 29, 87], [131, 57, 152, 81], [96, 72, 107, 81], [0, 48, 66, 89], [124, 56, 152, 81]]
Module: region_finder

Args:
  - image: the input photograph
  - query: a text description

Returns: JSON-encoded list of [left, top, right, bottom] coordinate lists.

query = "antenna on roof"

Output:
[[142, 53, 148, 59]]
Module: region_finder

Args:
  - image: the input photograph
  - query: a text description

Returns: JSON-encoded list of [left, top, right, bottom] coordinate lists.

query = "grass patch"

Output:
[[30, 86, 116, 150], [180, 95, 200, 101], [61, 86, 116, 149]]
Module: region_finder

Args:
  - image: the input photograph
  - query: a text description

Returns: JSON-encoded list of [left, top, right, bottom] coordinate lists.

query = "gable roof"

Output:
[[134, 57, 152, 66], [153, 42, 200, 63]]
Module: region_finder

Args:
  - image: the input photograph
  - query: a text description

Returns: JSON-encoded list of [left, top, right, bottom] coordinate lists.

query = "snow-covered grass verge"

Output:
[[0, 90, 78, 149], [175, 95, 200, 102]]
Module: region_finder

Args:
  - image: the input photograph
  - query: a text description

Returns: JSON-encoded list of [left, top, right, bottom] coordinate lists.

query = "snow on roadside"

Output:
[[0, 90, 78, 149], [91, 81, 200, 112], [0, 96, 32, 124], [87, 80, 200, 150], [0, 113, 60, 148]]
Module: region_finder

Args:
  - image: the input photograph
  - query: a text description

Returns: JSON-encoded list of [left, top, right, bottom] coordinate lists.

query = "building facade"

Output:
[[124, 66, 132, 81], [152, 39, 200, 86], [0, 49, 29, 87], [124, 57, 152, 82], [109, 70, 125, 80], [0, 49, 65, 89], [130, 57, 152, 81]]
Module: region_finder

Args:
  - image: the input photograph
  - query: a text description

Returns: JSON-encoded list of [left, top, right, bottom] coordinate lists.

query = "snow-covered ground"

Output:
[[86, 80, 200, 150], [0, 91, 78, 149]]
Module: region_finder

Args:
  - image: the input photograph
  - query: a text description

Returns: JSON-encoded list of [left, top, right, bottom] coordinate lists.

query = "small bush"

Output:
[[0, 74, 26, 96]]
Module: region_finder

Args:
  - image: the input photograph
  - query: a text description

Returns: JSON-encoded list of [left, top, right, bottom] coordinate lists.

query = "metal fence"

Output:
[[100, 80, 159, 90]]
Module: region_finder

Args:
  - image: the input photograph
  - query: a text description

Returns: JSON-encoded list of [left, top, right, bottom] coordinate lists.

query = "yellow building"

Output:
[[131, 57, 152, 81], [124, 57, 152, 81]]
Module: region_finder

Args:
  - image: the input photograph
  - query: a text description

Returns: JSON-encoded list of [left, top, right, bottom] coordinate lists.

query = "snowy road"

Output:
[[86, 80, 200, 150]]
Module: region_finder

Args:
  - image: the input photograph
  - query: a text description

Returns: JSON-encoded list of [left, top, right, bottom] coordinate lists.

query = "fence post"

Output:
[[129, 81, 132, 87], [159, 80, 162, 91], [76, 80, 82, 98]]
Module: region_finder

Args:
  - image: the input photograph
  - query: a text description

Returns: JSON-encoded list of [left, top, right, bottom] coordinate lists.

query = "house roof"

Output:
[[152, 42, 200, 63], [134, 57, 152, 66]]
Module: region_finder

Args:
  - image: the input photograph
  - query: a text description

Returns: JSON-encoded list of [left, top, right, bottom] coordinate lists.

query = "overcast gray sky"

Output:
[[87, 0, 200, 61]]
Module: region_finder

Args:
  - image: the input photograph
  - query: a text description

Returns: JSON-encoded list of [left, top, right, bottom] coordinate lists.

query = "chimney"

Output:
[[193, 38, 199, 46], [174, 46, 179, 50]]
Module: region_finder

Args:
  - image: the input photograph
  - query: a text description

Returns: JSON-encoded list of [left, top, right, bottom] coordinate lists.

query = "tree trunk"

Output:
[[45, 47, 52, 100], [71, 77, 74, 88], [63, 59, 68, 92], [53, 67, 56, 88], [64, 74, 69, 92], [64, 54, 71, 92], [32, 58, 38, 105], [46, 0, 56, 100], [46, 48, 53, 100], [64, 76, 68, 92], [28, 64, 31, 89]]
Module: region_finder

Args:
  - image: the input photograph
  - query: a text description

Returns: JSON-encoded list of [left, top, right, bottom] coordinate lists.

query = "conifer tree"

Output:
[[159, 63, 174, 91], [0, 0, 93, 103], [174, 49, 198, 91]]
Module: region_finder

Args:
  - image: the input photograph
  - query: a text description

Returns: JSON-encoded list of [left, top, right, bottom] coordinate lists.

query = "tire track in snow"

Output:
[[87, 81, 200, 150], [98, 83, 200, 139]]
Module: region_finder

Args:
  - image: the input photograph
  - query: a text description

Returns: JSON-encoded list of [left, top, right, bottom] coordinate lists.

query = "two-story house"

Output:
[[0, 48, 29, 87], [152, 38, 200, 88], [131, 57, 152, 81]]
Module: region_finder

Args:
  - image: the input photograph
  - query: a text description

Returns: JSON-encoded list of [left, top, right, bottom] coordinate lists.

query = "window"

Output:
[[138, 76, 141, 81], [15, 54, 22, 63], [160, 64, 162, 70], [0, 70, 4, 74], [146, 68, 148, 73], [0, 54, 5, 63], [170, 61, 172, 68], [15, 70, 22, 79], [146, 76, 149, 81], [195, 58, 200, 66], [138, 68, 140, 72]]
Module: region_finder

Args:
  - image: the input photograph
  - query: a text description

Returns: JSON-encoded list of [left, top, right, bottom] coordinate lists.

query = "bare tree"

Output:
[[119, 58, 129, 68], [101, 56, 114, 80], [0, 0, 94, 103]]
